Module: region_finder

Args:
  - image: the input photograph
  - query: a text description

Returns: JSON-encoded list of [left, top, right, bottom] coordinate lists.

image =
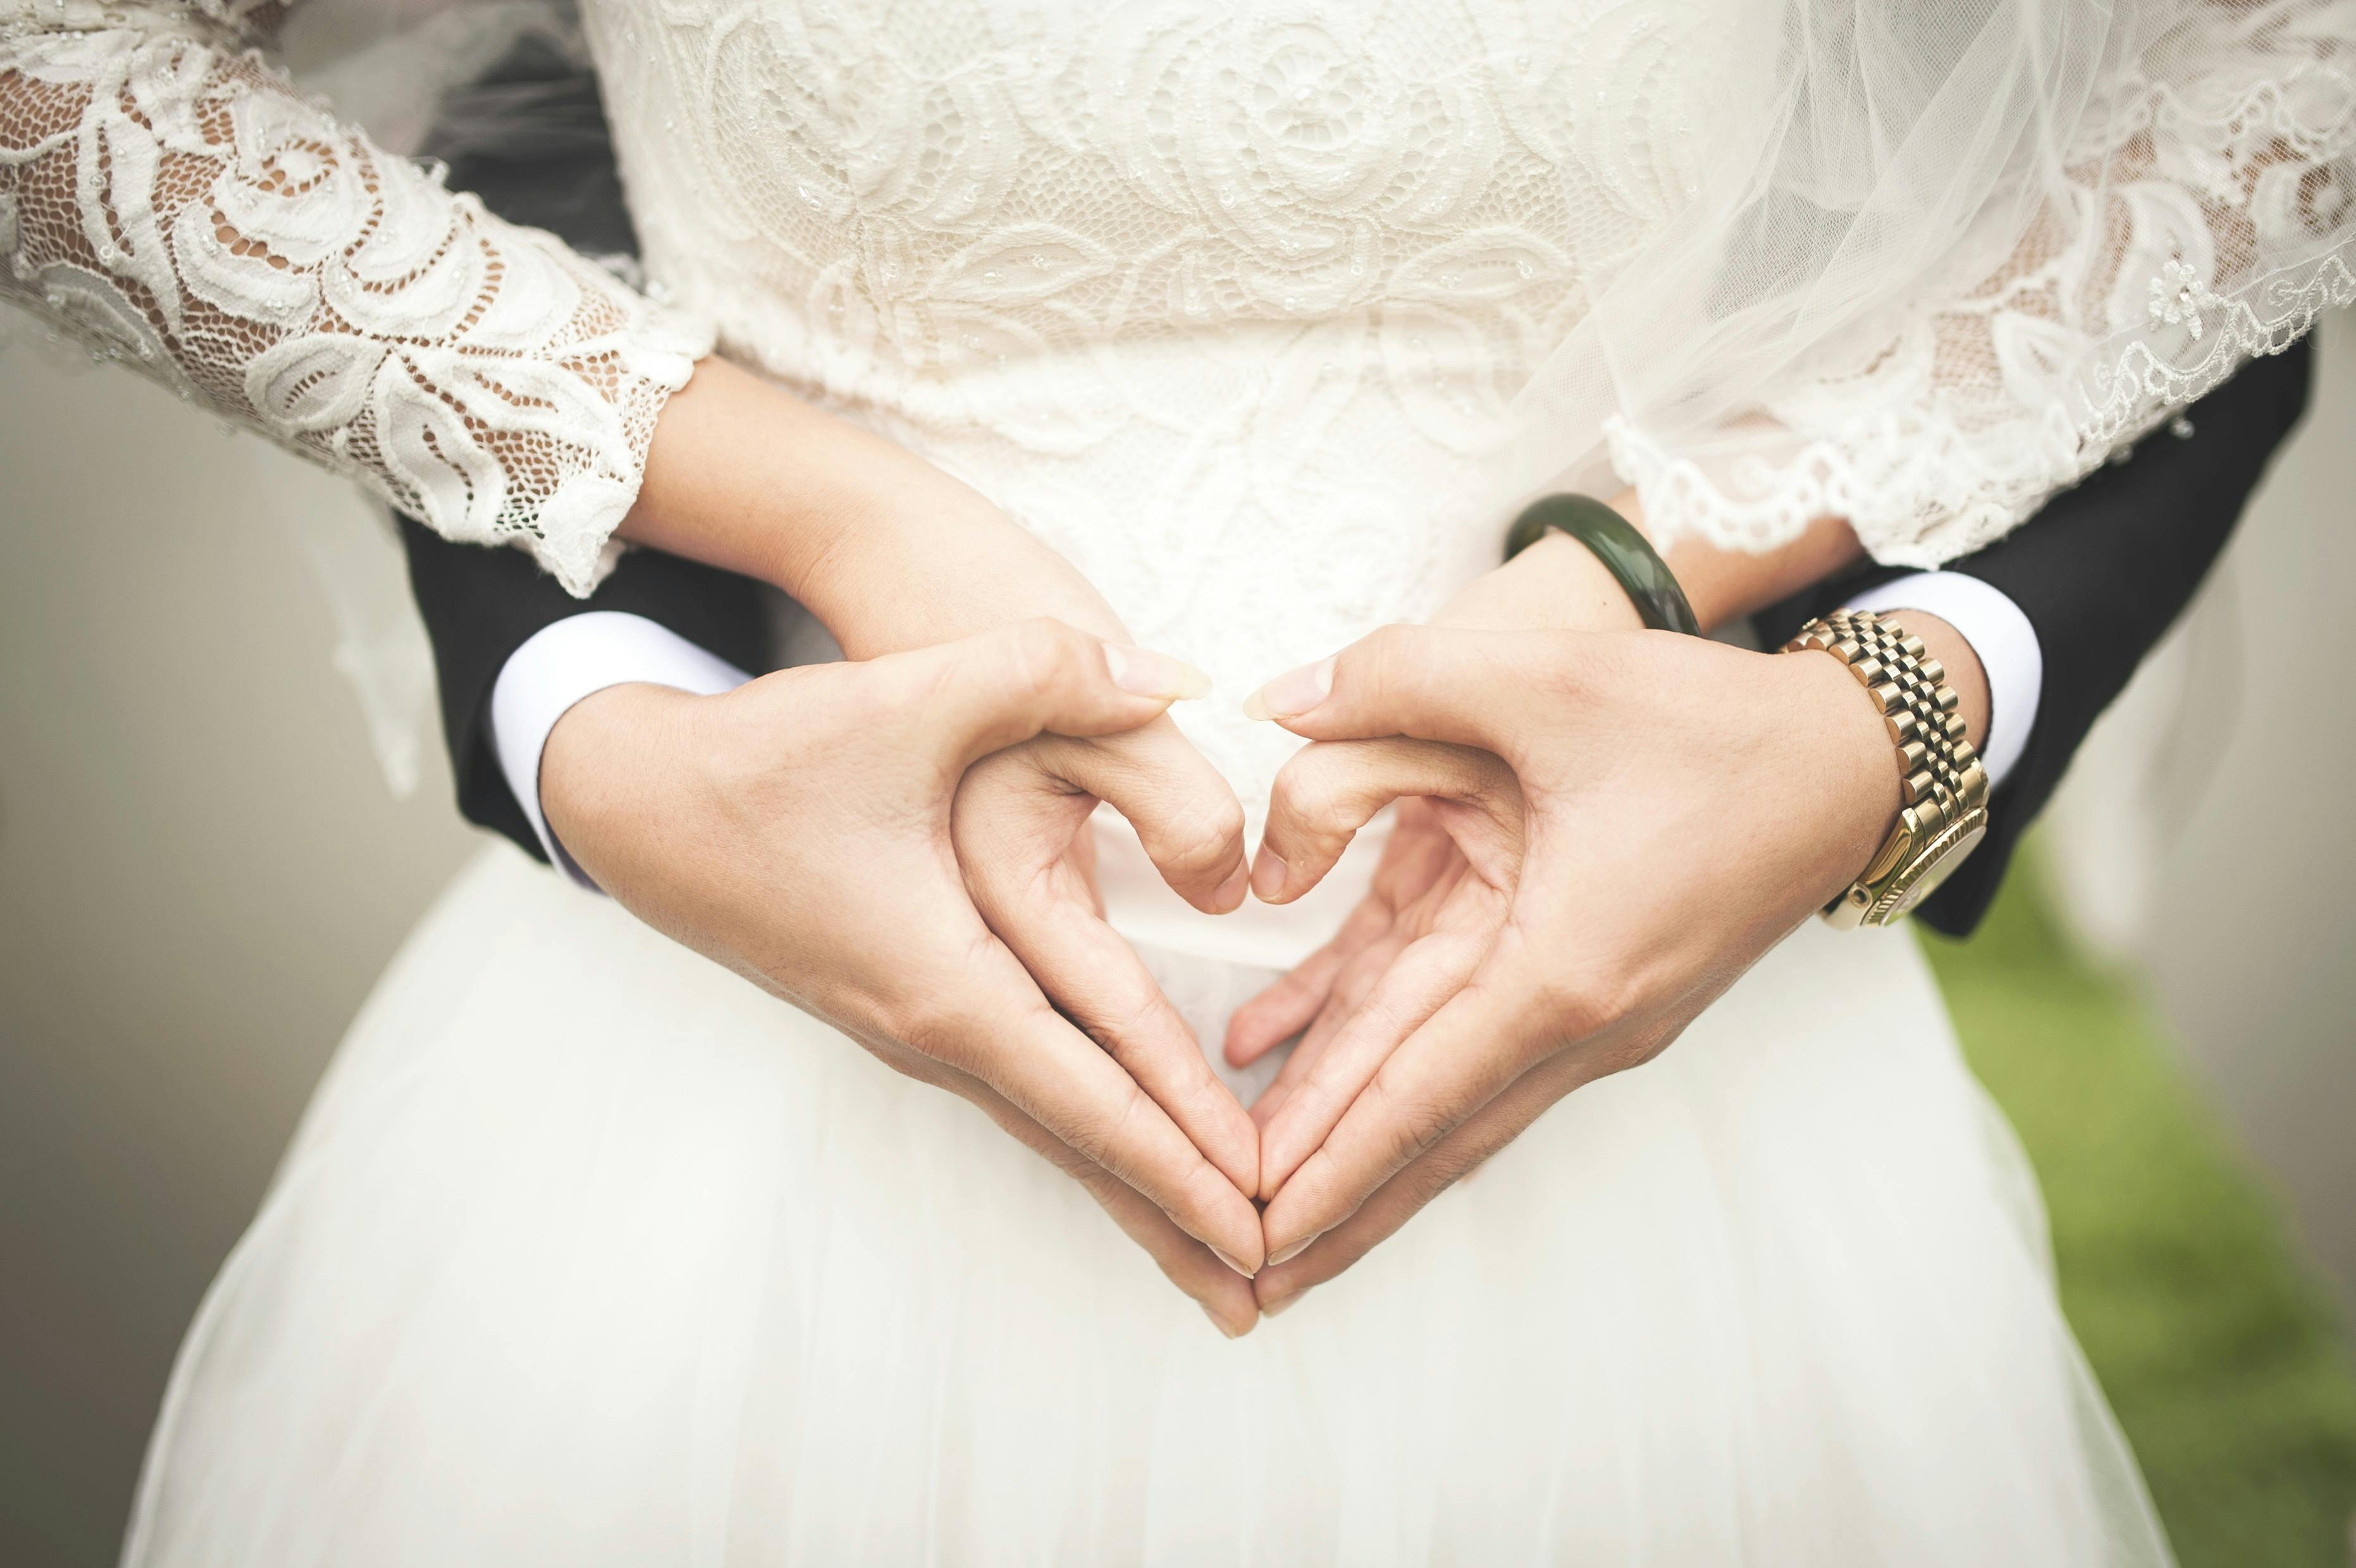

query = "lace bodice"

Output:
[[577, 0, 2356, 799], [0, 0, 711, 595], [4, 0, 2352, 794]]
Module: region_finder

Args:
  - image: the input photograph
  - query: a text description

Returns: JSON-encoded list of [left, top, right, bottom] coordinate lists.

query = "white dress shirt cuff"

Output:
[[490, 612, 753, 889], [1838, 571, 2042, 790]]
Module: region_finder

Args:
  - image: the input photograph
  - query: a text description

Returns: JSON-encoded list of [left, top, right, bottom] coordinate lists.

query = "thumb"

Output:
[[1027, 723, 1250, 913], [1241, 624, 1541, 752], [1254, 738, 1514, 904], [874, 618, 1209, 771]]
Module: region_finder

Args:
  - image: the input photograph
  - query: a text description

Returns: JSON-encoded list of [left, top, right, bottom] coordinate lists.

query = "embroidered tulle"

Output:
[[1586, 0, 2356, 566], [0, 1, 712, 595]]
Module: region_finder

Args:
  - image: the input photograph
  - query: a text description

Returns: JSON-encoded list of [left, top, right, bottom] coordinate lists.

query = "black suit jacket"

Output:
[[1762, 345, 2312, 935], [400, 41, 2314, 939]]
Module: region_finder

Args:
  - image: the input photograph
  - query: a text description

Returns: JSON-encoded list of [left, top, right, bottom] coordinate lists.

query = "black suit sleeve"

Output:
[[1764, 337, 2315, 938], [397, 37, 767, 863]]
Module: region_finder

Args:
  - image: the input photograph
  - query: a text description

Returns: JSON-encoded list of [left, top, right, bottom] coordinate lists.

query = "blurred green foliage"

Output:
[[1924, 857, 2356, 1565]]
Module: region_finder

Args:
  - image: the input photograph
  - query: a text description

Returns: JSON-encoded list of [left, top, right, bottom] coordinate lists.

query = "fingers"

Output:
[[920, 948, 1268, 1273], [1254, 739, 1511, 903], [1242, 623, 1549, 751], [1037, 724, 1250, 912], [872, 618, 1209, 773], [970, 853, 1262, 1195], [1070, 1144, 1262, 1338], [1244, 929, 1405, 1128], [1221, 942, 1341, 1071], [1254, 926, 1489, 1199], [955, 736, 1257, 1194], [1254, 1052, 1581, 1317], [922, 1052, 1259, 1337], [1258, 955, 1555, 1263], [1219, 901, 1385, 1070]]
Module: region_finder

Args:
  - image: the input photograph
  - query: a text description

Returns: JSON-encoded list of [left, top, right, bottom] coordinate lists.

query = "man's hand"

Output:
[[541, 620, 1268, 1333], [953, 721, 1261, 1207], [626, 363, 1266, 1287], [1233, 624, 1918, 1315]]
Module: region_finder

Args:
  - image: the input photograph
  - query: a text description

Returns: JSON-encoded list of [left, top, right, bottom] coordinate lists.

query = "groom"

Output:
[[396, 41, 2315, 1314]]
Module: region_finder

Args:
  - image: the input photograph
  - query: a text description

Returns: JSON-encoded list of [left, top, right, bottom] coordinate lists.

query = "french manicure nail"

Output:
[[1211, 1246, 1257, 1279], [1104, 644, 1212, 701], [1262, 1290, 1308, 1318], [1242, 657, 1335, 721], [1250, 849, 1288, 903], [1266, 1235, 1318, 1267]]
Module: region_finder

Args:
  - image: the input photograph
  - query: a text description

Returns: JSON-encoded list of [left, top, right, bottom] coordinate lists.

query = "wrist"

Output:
[[627, 361, 1128, 657], [1878, 610, 1989, 753], [1612, 490, 1866, 633], [1777, 650, 1908, 904], [539, 682, 712, 886], [1431, 531, 1645, 633]]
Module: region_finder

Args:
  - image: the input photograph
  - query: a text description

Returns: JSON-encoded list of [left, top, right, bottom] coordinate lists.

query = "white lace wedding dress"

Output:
[[8, 1, 2354, 1562]]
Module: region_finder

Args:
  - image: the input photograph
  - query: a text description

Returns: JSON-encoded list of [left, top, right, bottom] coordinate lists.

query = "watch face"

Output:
[[1890, 819, 1989, 917]]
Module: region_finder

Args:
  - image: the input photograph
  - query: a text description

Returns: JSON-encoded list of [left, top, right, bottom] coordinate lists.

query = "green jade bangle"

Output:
[[1503, 493, 1701, 637]]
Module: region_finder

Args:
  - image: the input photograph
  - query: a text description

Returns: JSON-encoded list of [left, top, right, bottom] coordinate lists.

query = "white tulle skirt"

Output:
[[122, 844, 2170, 1566]]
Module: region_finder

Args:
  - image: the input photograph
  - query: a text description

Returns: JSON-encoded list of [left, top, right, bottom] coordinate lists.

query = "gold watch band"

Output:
[[1785, 610, 1992, 929]]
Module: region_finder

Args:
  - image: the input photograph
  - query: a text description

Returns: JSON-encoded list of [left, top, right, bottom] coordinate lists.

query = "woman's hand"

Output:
[[1233, 622, 1917, 1316], [620, 357, 1130, 658], [541, 620, 1268, 1333]]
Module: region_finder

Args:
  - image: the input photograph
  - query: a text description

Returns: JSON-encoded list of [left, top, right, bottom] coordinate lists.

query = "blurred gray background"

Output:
[[4, 326, 2353, 1564]]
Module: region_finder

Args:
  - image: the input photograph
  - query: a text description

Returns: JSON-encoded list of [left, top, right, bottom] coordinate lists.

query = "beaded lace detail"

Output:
[[0, 1, 712, 595]]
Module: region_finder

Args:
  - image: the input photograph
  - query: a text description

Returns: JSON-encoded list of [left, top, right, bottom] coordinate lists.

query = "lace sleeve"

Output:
[[0, 1, 713, 595], [1596, 0, 2355, 569]]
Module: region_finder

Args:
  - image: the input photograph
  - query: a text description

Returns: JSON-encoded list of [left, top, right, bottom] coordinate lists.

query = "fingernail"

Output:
[[1201, 1304, 1245, 1339], [1103, 644, 1212, 701], [1262, 1290, 1309, 1318], [1249, 848, 1288, 903], [1213, 865, 1249, 911], [1242, 657, 1335, 721], [1211, 1246, 1257, 1279], [1266, 1234, 1318, 1267]]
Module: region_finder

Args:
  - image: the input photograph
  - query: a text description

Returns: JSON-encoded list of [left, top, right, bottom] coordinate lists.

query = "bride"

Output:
[[6, 0, 2352, 1560]]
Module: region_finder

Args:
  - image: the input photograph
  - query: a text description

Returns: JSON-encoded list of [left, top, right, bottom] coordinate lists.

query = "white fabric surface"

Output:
[[123, 844, 2169, 1566], [1841, 571, 2047, 791]]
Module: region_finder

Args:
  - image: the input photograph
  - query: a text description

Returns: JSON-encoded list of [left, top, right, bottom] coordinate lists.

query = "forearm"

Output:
[[619, 357, 1126, 655], [0, 22, 705, 597], [1440, 498, 1986, 753]]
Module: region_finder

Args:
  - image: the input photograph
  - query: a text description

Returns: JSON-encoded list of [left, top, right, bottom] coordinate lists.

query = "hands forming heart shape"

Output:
[[935, 615, 1906, 1337], [565, 405, 1924, 1337], [552, 590, 1911, 1340]]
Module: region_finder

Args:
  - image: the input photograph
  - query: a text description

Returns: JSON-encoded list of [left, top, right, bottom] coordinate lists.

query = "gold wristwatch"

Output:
[[1784, 610, 1990, 929]]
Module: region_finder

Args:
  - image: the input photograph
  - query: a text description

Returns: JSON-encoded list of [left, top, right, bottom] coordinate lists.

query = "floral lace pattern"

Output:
[[0, 1, 712, 594], [574, 0, 2354, 802], [583, 0, 1739, 801], [1607, 1, 2356, 566], [3, 0, 2348, 719]]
